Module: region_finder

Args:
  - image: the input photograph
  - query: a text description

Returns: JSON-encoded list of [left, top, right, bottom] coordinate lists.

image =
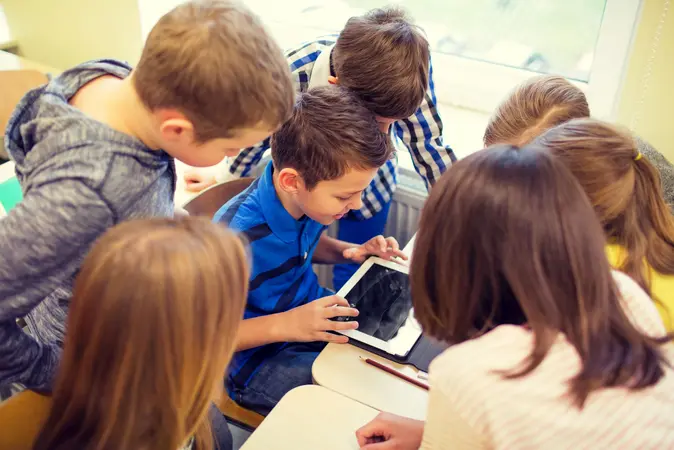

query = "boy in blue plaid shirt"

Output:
[[187, 6, 455, 289]]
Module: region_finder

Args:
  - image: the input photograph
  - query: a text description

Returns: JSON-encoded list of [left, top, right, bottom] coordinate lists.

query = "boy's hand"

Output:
[[282, 296, 359, 343], [356, 412, 424, 449], [343, 236, 408, 265], [184, 170, 217, 193]]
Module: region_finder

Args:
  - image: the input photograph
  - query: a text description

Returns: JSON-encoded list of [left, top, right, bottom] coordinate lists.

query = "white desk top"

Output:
[[242, 385, 378, 450], [312, 342, 428, 421]]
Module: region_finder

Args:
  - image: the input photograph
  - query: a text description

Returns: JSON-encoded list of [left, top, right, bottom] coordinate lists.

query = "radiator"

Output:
[[315, 167, 427, 289]]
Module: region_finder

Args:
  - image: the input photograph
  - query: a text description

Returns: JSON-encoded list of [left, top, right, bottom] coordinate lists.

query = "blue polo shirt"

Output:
[[214, 162, 330, 388]]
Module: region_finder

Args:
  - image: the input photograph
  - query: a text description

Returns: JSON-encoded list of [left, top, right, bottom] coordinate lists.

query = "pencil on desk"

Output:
[[360, 357, 429, 391]]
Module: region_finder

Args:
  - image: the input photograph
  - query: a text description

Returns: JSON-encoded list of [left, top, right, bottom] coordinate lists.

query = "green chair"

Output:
[[0, 176, 22, 214]]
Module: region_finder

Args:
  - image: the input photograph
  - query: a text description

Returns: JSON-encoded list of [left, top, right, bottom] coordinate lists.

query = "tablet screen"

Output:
[[342, 262, 421, 356]]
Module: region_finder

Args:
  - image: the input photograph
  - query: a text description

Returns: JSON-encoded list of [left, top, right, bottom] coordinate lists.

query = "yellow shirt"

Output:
[[606, 244, 674, 331]]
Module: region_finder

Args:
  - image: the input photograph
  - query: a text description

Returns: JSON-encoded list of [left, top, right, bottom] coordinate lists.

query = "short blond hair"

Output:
[[133, 0, 294, 141], [34, 217, 249, 450]]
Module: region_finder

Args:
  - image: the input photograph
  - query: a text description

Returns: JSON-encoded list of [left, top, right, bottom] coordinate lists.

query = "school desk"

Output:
[[312, 233, 429, 420], [241, 385, 378, 450], [312, 340, 429, 421]]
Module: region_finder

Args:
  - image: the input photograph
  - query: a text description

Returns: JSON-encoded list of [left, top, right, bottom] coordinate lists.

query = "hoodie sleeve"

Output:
[[0, 178, 113, 389]]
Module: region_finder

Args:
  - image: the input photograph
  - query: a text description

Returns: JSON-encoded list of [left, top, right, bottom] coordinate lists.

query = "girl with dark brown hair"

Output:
[[356, 146, 674, 449], [30, 217, 249, 450], [534, 118, 674, 331]]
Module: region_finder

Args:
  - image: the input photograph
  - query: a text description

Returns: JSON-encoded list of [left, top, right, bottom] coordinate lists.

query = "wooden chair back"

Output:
[[184, 177, 255, 218]]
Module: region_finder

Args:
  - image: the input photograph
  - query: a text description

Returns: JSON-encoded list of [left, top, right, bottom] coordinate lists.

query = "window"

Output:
[[138, 0, 641, 164], [0, 6, 12, 44], [246, 0, 641, 119]]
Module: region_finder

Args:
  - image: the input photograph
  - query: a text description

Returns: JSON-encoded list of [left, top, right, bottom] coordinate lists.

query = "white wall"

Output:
[[2, 0, 143, 70]]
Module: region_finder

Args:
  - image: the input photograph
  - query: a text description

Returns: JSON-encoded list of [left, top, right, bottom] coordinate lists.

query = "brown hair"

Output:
[[333, 6, 430, 119], [271, 85, 393, 189], [33, 217, 249, 450], [484, 75, 590, 147], [133, 0, 294, 142], [412, 145, 671, 407], [534, 118, 674, 295]]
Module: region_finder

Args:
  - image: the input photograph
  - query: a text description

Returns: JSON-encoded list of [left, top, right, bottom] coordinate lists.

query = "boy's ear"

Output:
[[157, 109, 195, 144], [277, 168, 303, 194], [328, 76, 339, 85]]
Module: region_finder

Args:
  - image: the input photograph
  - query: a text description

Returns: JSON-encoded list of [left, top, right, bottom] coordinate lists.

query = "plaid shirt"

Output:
[[225, 37, 456, 220]]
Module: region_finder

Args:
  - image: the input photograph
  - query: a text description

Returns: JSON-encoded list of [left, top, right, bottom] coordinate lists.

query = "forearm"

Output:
[[0, 321, 60, 390], [235, 313, 289, 351], [312, 234, 354, 265]]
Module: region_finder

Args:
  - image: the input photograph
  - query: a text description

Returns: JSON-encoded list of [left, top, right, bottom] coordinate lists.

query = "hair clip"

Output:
[[634, 152, 643, 161]]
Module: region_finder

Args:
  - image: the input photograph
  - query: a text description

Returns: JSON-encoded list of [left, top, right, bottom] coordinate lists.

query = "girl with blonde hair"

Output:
[[534, 118, 674, 330], [31, 217, 248, 450], [483, 75, 674, 205]]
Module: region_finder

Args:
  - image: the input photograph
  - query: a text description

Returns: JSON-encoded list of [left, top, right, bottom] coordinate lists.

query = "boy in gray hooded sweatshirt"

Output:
[[0, 0, 292, 391]]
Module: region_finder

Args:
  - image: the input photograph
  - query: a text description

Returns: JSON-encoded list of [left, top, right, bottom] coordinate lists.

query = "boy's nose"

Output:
[[351, 195, 363, 210]]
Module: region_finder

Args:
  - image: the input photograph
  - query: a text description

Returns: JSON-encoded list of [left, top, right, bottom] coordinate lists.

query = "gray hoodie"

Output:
[[0, 60, 175, 390]]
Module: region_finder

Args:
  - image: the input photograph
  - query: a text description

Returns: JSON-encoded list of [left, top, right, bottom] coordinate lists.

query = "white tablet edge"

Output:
[[335, 256, 417, 357]]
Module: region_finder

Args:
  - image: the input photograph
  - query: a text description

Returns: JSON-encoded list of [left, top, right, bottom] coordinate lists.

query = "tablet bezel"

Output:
[[335, 256, 419, 357]]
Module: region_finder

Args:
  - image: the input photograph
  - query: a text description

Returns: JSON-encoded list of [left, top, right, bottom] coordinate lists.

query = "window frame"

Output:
[[260, 0, 642, 120], [429, 0, 641, 119]]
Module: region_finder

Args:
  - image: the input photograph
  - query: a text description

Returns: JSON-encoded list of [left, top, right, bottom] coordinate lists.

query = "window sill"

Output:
[[396, 102, 489, 173]]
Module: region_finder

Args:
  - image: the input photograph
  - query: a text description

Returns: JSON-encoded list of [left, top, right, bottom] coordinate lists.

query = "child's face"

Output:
[[159, 118, 274, 167], [296, 167, 378, 225]]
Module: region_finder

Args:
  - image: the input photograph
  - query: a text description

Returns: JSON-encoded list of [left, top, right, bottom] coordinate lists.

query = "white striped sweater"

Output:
[[422, 271, 674, 450]]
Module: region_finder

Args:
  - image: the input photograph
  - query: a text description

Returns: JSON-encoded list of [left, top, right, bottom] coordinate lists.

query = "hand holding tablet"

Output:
[[281, 295, 359, 344]]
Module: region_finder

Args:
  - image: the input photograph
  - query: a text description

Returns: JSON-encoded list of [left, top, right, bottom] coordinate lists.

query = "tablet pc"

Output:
[[335, 257, 421, 358]]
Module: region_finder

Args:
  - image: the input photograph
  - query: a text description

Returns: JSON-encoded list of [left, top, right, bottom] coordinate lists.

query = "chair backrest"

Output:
[[0, 70, 49, 160], [0, 390, 51, 450], [184, 177, 255, 218]]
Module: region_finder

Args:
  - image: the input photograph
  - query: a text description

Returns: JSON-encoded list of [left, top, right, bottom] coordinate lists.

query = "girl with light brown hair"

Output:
[[356, 146, 674, 449], [31, 217, 249, 450], [483, 75, 674, 205], [534, 118, 674, 331]]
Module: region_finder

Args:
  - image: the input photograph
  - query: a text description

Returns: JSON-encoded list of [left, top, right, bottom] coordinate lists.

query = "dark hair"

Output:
[[412, 145, 671, 407], [484, 75, 590, 147], [534, 118, 674, 295], [133, 0, 294, 142], [33, 217, 249, 450], [271, 85, 393, 189], [333, 6, 430, 119]]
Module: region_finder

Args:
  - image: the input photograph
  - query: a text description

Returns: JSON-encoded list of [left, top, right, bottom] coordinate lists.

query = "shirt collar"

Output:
[[258, 161, 307, 243], [308, 44, 336, 90]]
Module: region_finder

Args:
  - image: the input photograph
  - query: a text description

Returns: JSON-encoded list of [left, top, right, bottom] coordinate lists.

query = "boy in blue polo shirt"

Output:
[[214, 85, 406, 415]]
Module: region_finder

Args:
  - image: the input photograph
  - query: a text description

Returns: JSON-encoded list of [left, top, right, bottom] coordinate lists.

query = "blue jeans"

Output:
[[209, 404, 233, 450], [333, 202, 392, 291], [227, 342, 326, 416]]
